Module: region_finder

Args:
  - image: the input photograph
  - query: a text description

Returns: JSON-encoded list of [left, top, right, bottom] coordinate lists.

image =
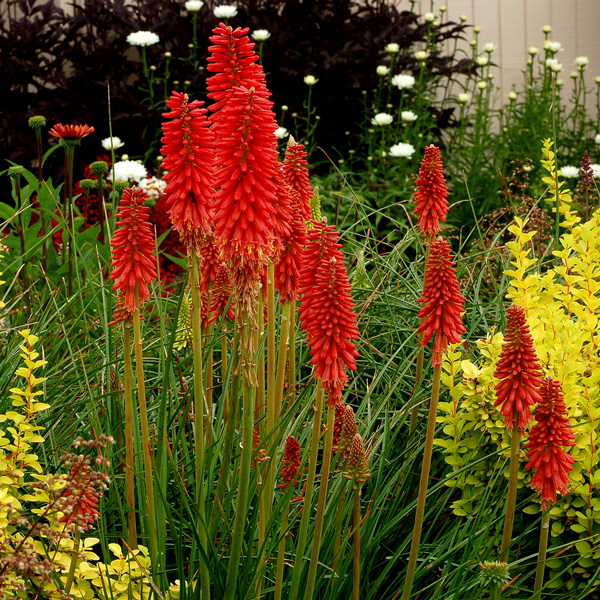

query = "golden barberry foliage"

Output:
[[434, 143, 600, 592]]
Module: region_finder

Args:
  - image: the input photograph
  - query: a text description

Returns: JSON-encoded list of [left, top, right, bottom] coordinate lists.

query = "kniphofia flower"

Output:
[[337, 404, 358, 461], [279, 435, 301, 488], [49, 123, 95, 141], [161, 91, 215, 249], [342, 433, 370, 484], [494, 304, 543, 431], [110, 187, 158, 313], [282, 139, 313, 220], [417, 238, 466, 366], [212, 85, 279, 276], [525, 378, 575, 508], [299, 221, 360, 405], [413, 145, 449, 236], [59, 463, 101, 531], [206, 23, 266, 116], [200, 234, 223, 292], [209, 264, 235, 322]]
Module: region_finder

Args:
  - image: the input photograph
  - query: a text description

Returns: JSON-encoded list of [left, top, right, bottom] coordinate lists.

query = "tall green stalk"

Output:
[[289, 384, 324, 600], [303, 400, 336, 600], [223, 307, 256, 600], [132, 292, 158, 568], [500, 416, 521, 563], [352, 486, 362, 600], [274, 493, 292, 600], [402, 364, 442, 600], [533, 510, 551, 598], [123, 323, 138, 548], [190, 253, 210, 600]]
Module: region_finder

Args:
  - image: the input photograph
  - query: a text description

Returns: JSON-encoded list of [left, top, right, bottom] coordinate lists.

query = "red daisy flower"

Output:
[[494, 304, 543, 431], [413, 145, 449, 236], [525, 378, 575, 509], [282, 139, 313, 221], [110, 187, 158, 313], [299, 221, 360, 405], [417, 238, 466, 366], [161, 91, 216, 249], [49, 123, 95, 140]]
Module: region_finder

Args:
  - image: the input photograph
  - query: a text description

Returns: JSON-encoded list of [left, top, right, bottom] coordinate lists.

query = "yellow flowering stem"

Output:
[[402, 363, 442, 600], [190, 253, 210, 600], [123, 322, 138, 548], [132, 293, 158, 568], [533, 509, 551, 597], [289, 384, 324, 600], [500, 416, 520, 564], [223, 307, 256, 600], [64, 529, 81, 596], [274, 492, 292, 600], [303, 401, 336, 600], [353, 485, 362, 600]]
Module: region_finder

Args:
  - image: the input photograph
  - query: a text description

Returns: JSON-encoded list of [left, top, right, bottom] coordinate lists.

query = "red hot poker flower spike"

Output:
[[110, 187, 158, 313], [525, 378, 575, 509], [213, 85, 279, 269], [417, 238, 466, 367], [279, 435, 301, 488], [209, 264, 235, 322], [413, 145, 449, 236], [206, 23, 266, 117], [200, 234, 222, 293], [59, 463, 101, 532], [494, 304, 543, 431], [49, 123, 95, 140], [161, 91, 215, 249], [282, 139, 313, 221], [299, 221, 360, 406]]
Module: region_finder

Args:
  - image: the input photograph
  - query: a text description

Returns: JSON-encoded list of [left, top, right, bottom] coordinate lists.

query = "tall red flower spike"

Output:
[[279, 435, 301, 488], [417, 238, 466, 367], [494, 304, 543, 431], [213, 85, 279, 297], [59, 463, 101, 532], [49, 123, 95, 140], [110, 187, 158, 313], [206, 23, 266, 117], [161, 91, 215, 250], [209, 264, 235, 322], [200, 234, 222, 292], [413, 145, 449, 236], [525, 378, 575, 509], [282, 139, 313, 221], [337, 404, 358, 461], [299, 220, 360, 405]]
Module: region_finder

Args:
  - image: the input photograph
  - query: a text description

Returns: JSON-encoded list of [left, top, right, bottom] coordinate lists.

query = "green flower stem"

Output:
[[289, 384, 324, 600], [274, 493, 292, 600], [209, 327, 240, 538], [256, 292, 266, 600], [332, 480, 348, 577], [13, 177, 29, 300], [500, 415, 521, 563], [190, 253, 210, 600], [303, 401, 336, 600], [97, 173, 105, 246], [141, 47, 154, 105], [289, 304, 297, 405], [353, 486, 362, 600], [223, 309, 256, 600], [265, 263, 277, 503], [64, 529, 81, 595], [34, 129, 47, 270], [222, 324, 230, 423], [275, 300, 293, 420], [491, 583, 501, 600], [402, 363, 442, 600], [533, 509, 551, 598], [204, 281, 214, 446], [123, 323, 138, 548], [191, 13, 198, 68], [132, 291, 158, 568], [551, 77, 560, 254], [65, 146, 75, 295]]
